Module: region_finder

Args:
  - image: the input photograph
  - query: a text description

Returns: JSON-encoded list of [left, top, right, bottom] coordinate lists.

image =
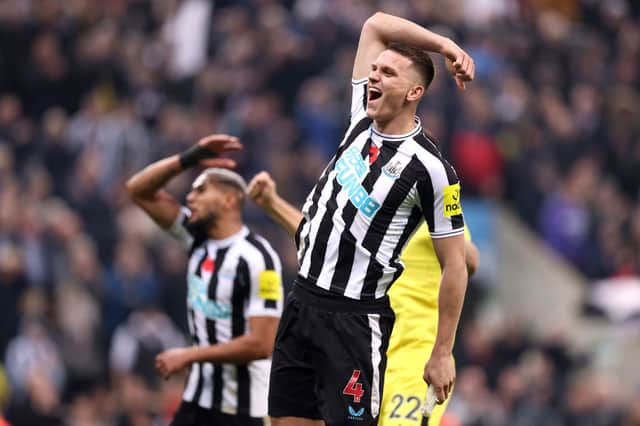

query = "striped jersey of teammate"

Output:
[[167, 207, 283, 417], [295, 78, 464, 300]]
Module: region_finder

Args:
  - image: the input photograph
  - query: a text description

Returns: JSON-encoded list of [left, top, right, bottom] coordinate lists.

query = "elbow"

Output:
[[465, 245, 480, 277], [467, 257, 479, 277], [364, 12, 387, 33], [125, 176, 137, 199], [125, 176, 145, 203]]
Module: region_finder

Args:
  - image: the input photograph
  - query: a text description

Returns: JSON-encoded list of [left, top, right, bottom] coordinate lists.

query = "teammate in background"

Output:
[[248, 173, 479, 426], [254, 11, 475, 425], [126, 134, 284, 426]]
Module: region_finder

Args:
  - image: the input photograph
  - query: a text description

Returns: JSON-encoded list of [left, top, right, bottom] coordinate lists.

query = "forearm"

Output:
[[365, 12, 449, 53], [433, 264, 468, 356], [264, 194, 304, 237], [126, 155, 182, 200], [185, 334, 272, 365]]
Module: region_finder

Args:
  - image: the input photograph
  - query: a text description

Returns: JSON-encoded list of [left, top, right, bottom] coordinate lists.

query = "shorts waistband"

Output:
[[292, 275, 392, 314]]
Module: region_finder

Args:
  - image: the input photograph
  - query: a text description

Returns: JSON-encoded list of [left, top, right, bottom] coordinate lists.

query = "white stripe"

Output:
[[182, 363, 199, 401], [198, 362, 214, 408], [368, 314, 382, 418], [249, 359, 271, 417], [221, 364, 238, 414]]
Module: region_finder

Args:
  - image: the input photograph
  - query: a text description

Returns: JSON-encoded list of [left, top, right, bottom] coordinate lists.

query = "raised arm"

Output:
[[125, 134, 241, 228], [247, 171, 303, 237], [425, 233, 468, 404], [353, 12, 475, 89]]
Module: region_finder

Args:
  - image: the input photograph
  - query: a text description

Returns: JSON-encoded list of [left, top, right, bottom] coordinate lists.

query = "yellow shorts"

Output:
[[379, 350, 452, 426]]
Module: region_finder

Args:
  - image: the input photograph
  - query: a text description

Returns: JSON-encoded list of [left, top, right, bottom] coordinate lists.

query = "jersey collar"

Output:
[[370, 116, 422, 145], [209, 225, 249, 248]]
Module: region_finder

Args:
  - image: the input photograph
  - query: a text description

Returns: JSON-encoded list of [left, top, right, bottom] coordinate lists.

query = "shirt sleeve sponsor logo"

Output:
[[443, 183, 462, 217], [258, 270, 282, 300]]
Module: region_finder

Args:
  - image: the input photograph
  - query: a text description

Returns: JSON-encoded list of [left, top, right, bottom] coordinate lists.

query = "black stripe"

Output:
[[328, 139, 394, 293], [361, 155, 422, 298], [208, 247, 229, 300], [195, 249, 208, 277], [232, 258, 250, 338], [300, 117, 372, 264], [231, 258, 251, 414], [362, 82, 368, 111], [246, 233, 275, 269], [236, 365, 251, 416], [416, 169, 435, 233], [294, 217, 306, 251], [415, 132, 441, 158], [207, 247, 229, 409]]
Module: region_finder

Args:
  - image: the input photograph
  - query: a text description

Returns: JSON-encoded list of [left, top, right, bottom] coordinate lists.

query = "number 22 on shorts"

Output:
[[343, 370, 365, 403]]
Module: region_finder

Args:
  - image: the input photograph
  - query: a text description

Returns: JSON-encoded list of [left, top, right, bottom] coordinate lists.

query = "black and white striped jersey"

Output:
[[167, 207, 283, 417], [295, 78, 464, 300]]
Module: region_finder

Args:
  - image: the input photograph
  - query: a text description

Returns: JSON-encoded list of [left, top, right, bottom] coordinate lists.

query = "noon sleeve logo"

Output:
[[443, 183, 462, 217]]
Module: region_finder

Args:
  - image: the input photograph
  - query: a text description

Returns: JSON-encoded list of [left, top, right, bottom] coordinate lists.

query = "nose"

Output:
[[187, 191, 195, 203], [368, 68, 380, 83]]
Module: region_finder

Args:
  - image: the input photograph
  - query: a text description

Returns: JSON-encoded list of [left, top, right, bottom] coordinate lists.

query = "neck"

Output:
[[373, 109, 417, 135], [207, 218, 243, 240]]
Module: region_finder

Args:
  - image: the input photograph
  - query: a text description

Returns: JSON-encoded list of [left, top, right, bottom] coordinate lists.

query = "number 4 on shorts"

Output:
[[343, 370, 365, 403]]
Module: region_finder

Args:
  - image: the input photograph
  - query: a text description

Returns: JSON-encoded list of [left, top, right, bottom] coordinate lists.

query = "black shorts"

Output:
[[170, 401, 265, 426], [268, 278, 394, 425]]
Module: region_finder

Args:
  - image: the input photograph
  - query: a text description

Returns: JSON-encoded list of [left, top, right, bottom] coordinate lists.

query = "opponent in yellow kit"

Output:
[[380, 224, 476, 426], [246, 172, 478, 426]]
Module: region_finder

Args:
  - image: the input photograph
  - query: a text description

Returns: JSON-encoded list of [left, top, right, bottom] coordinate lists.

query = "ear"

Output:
[[222, 192, 237, 210], [406, 84, 425, 102]]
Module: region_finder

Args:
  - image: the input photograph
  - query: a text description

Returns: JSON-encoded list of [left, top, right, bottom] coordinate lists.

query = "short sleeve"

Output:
[[245, 236, 284, 318], [350, 78, 368, 122], [416, 167, 465, 239]]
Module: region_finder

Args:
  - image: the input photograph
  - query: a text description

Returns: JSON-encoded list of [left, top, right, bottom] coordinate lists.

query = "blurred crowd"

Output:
[[0, 0, 639, 425]]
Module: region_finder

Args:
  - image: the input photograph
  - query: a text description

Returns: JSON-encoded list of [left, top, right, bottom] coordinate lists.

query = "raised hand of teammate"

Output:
[[180, 134, 243, 170], [247, 171, 277, 209], [440, 39, 475, 91], [155, 347, 191, 380], [423, 352, 455, 406]]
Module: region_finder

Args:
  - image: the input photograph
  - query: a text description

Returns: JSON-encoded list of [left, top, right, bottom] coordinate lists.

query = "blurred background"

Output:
[[0, 0, 639, 425]]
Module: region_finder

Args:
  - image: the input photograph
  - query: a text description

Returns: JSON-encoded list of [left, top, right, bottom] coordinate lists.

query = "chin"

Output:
[[366, 107, 380, 120]]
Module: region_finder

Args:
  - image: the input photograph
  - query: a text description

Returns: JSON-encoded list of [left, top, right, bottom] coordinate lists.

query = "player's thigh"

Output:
[[268, 296, 322, 420], [379, 371, 453, 426], [314, 310, 394, 426], [379, 372, 426, 426]]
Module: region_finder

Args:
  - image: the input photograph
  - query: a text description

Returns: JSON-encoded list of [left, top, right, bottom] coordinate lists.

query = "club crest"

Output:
[[382, 159, 404, 179]]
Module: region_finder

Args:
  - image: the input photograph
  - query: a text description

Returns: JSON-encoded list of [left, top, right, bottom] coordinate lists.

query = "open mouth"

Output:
[[368, 87, 382, 102]]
